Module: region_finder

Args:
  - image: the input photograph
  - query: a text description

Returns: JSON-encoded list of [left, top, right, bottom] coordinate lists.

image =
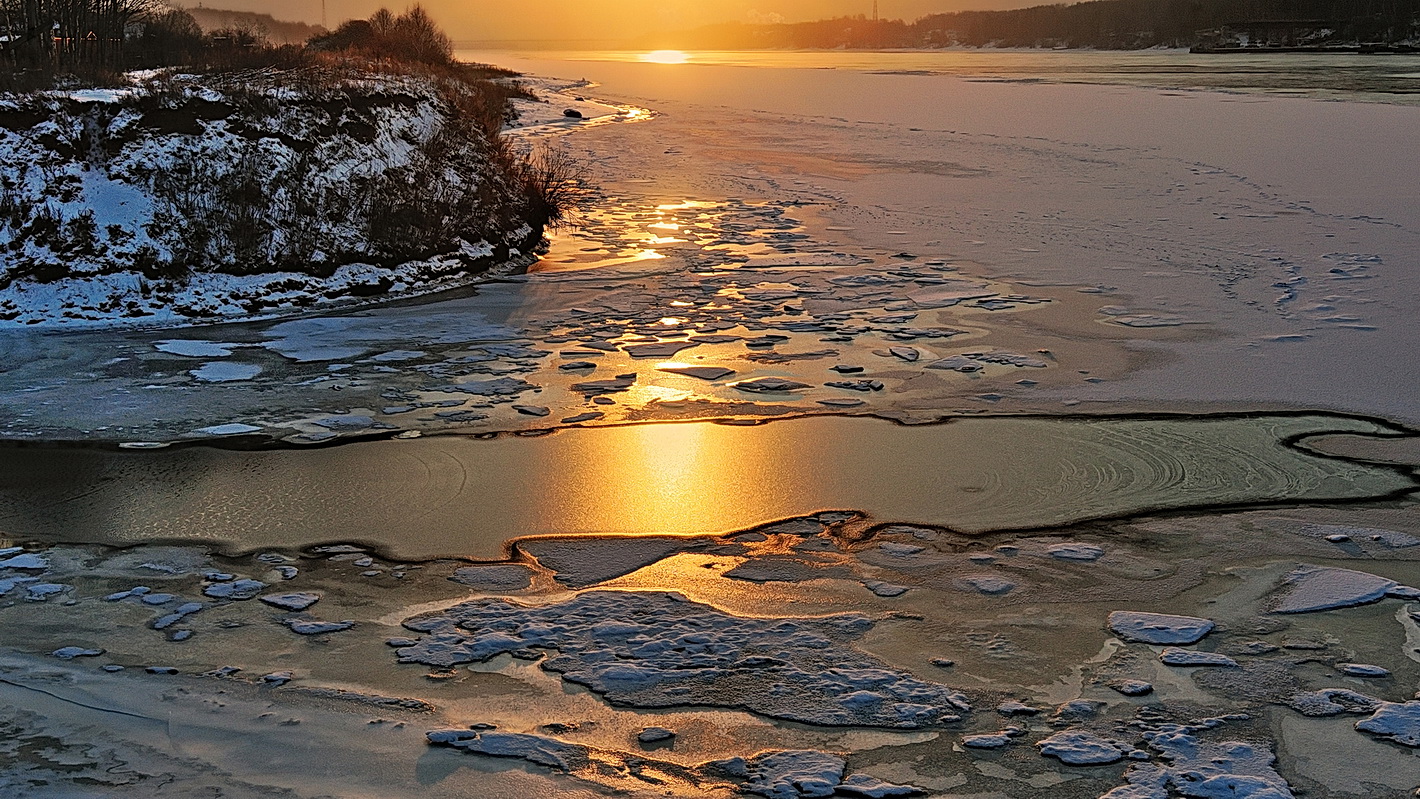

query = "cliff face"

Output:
[[0, 67, 541, 326]]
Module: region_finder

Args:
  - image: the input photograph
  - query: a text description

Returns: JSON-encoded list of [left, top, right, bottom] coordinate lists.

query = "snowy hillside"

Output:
[[0, 66, 544, 327]]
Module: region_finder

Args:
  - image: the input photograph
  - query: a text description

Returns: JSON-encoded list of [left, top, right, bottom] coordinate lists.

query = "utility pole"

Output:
[[873, 1, 879, 22]]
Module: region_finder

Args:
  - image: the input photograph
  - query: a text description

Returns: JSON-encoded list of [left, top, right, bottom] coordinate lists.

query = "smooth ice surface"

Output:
[[0, 414, 1405, 559]]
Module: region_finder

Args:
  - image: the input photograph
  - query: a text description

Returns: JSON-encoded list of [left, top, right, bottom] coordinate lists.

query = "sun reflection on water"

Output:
[[639, 50, 691, 65]]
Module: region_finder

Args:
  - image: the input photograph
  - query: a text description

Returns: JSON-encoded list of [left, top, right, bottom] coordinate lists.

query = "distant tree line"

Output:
[[183, 7, 324, 45], [0, 0, 467, 87], [675, 0, 1420, 50]]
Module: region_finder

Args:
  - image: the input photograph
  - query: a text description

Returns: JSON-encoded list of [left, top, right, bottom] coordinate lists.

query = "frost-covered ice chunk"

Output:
[[1106, 721, 1296, 799], [428, 729, 589, 769], [1110, 679, 1155, 697], [706, 749, 845, 798], [155, 340, 240, 357], [1159, 648, 1238, 667], [1356, 701, 1420, 746], [449, 564, 534, 591], [24, 583, 70, 601], [996, 700, 1039, 716], [1338, 663, 1390, 678], [521, 537, 691, 588], [370, 350, 426, 362], [834, 772, 925, 797], [312, 415, 375, 432], [426, 729, 923, 798], [571, 376, 635, 395], [190, 362, 262, 382], [203, 579, 267, 600], [284, 618, 355, 635], [512, 404, 551, 417], [259, 592, 321, 611], [925, 356, 982, 373], [1271, 565, 1397, 613], [963, 732, 1014, 749], [195, 423, 263, 436], [863, 580, 909, 597], [657, 365, 735, 381], [152, 601, 205, 630], [0, 576, 38, 596], [954, 575, 1015, 595], [1052, 700, 1104, 723], [561, 412, 604, 424], [52, 646, 103, 659], [624, 341, 700, 358], [0, 553, 48, 570], [733, 377, 812, 393], [398, 591, 970, 728], [1288, 688, 1381, 717], [1048, 543, 1104, 561], [1108, 611, 1215, 645], [1037, 730, 1127, 765], [637, 726, 676, 744]]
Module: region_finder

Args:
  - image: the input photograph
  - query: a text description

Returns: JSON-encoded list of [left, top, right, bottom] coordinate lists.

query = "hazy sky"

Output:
[[177, 0, 1035, 42]]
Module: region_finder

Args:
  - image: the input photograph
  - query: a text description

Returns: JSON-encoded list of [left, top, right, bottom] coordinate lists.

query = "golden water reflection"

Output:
[[0, 415, 1407, 561], [638, 50, 691, 65]]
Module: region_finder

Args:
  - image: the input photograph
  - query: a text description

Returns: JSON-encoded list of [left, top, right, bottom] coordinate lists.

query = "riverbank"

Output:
[[0, 52, 1414, 445], [0, 62, 552, 327]]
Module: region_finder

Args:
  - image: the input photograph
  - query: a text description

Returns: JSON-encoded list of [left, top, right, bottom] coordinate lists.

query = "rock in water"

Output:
[[1108, 611, 1216, 645]]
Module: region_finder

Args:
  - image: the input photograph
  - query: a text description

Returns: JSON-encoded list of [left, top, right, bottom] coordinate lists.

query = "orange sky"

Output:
[[177, 0, 1034, 42]]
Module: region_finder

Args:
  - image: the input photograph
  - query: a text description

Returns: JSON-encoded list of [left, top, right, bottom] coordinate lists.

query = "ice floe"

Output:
[[398, 591, 970, 728], [1108, 611, 1216, 645], [1270, 565, 1397, 614]]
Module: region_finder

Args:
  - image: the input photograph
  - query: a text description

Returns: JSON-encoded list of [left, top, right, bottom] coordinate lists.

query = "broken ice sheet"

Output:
[[396, 590, 971, 728]]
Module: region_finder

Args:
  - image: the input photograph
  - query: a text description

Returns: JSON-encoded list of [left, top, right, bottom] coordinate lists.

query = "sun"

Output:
[[640, 50, 691, 65]]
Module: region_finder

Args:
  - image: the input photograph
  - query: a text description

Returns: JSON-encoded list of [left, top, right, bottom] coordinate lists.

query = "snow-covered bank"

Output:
[[0, 67, 544, 327]]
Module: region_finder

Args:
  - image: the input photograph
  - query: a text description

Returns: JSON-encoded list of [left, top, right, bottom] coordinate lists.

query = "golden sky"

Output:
[[177, 0, 1033, 42]]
